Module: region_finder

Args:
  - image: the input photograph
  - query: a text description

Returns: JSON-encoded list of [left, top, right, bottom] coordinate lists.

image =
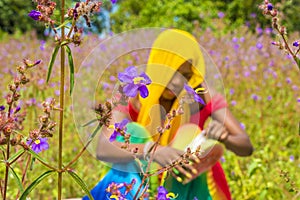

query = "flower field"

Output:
[[0, 21, 300, 199]]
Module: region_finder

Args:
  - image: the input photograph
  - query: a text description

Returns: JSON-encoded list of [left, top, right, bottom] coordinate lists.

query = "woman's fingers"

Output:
[[206, 120, 226, 141]]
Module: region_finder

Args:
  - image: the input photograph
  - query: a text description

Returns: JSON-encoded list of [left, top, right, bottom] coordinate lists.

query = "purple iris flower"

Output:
[[0, 105, 5, 111], [28, 10, 41, 21], [27, 138, 49, 154], [184, 84, 206, 105], [109, 119, 129, 142], [118, 66, 152, 98], [111, 0, 117, 4], [156, 186, 170, 200]]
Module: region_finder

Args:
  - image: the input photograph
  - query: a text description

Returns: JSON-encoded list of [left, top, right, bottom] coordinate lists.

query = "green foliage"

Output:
[[109, 0, 300, 34], [0, 0, 44, 38], [110, 0, 223, 33]]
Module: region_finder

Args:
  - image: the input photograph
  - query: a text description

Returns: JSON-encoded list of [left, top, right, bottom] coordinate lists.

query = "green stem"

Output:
[[3, 140, 10, 200], [64, 125, 101, 169], [58, 0, 65, 199], [3, 104, 13, 200]]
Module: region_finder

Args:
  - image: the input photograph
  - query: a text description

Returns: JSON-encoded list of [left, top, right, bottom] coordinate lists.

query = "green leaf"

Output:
[[82, 119, 98, 127], [67, 170, 94, 200], [55, 19, 71, 30], [0, 145, 6, 153], [89, 124, 102, 140], [8, 166, 24, 193], [19, 170, 55, 200], [47, 45, 60, 83], [65, 45, 75, 95], [296, 57, 300, 71], [7, 149, 25, 164]]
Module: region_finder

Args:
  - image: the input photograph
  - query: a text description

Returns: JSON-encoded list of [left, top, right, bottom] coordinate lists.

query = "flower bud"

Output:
[[280, 26, 287, 35], [13, 93, 21, 101], [17, 66, 26, 74], [21, 75, 29, 84], [8, 84, 16, 92], [0, 136, 7, 145], [29, 129, 40, 139], [270, 9, 278, 17], [6, 94, 13, 105], [14, 77, 21, 87]]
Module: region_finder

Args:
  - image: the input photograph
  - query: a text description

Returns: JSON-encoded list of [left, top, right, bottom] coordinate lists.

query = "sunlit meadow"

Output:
[[1, 18, 300, 200]]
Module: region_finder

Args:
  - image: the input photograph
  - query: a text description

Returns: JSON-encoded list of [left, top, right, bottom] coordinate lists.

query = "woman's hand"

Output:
[[205, 120, 229, 142], [153, 146, 199, 183]]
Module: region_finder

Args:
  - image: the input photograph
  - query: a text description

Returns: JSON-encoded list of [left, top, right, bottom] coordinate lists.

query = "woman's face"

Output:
[[161, 61, 193, 101]]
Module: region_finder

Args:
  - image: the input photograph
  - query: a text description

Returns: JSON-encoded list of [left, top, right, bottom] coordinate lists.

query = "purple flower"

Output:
[[156, 186, 170, 200], [27, 138, 49, 153], [265, 27, 273, 35], [118, 66, 152, 98], [218, 12, 225, 18], [0, 105, 5, 111], [231, 100, 237, 106], [184, 84, 206, 105], [293, 41, 299, 47], [256, 42, 263, 50], [102, 82, 110, 89], [267, 3, 273, 11], [256, 27, 263, 35], [109, 75, 116, 82], [244, 71, 250, 77], [250, 65, 257, 71], [286, 77, 292, 84], [55, 90, 60, 96], [297, 97, 300, 103], [290, 155, 295, 162], [240, 123, 245, 130], [220, 156, 226, 163], [292, 85, 298, 91], [251, 94, 259, 101], [111, 0, 117, 4], [109, 119, 129, 142], [28, 10, 41, 21], [250, 13, 257, 18], [232, 37, 238, 43], [14, 106, 21, 113], [267, 95, 272, 101], [229, 88, 234, 95], [38, 79, 45, 85]]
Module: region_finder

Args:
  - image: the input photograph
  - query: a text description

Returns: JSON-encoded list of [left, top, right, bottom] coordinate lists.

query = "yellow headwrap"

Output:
[[137, 29, 205, 145]]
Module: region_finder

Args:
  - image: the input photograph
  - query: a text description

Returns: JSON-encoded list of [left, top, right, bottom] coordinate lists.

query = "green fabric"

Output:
[[116, 122, 150, 144], [164, 173, 212, 200], [115, 122, 160, 194], [115, 122, 212, 199]]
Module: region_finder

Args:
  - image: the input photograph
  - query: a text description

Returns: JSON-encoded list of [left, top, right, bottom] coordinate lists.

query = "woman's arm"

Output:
[[210, 108, 253, 156], [200, 82, 253, 156]]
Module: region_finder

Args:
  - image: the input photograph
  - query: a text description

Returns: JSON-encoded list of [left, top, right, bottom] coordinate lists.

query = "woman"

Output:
[[85, 29, 253, 199]]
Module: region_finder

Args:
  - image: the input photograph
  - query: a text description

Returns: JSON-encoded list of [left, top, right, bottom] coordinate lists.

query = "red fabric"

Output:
[[192, 94, 231, 200], [128, 102, 139, 121], [128, 94, 231, 199]]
